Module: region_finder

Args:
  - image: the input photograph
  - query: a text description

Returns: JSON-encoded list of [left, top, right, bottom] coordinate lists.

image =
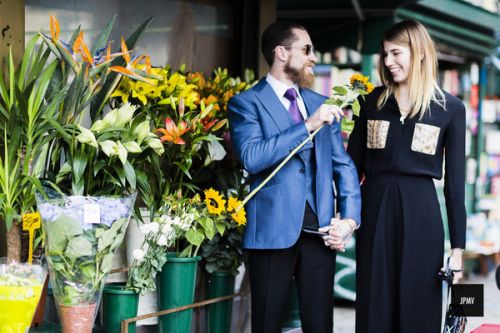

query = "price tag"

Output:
[[22, 212, 41, 231], [22, 212, 41, 264], [84, 203, 101, 224]]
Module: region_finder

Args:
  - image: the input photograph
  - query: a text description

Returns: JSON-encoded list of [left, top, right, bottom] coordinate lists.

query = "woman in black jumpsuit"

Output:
[[347, 20, 466, 333]]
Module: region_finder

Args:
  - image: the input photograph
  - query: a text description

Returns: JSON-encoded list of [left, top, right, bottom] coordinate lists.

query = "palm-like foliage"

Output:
[[0, 35, 59, 230]]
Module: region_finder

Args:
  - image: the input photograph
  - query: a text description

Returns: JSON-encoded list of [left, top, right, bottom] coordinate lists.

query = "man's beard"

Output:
[[284, 60, 314, 88]]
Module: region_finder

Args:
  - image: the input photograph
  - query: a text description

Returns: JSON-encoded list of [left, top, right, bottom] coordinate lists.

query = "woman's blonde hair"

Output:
[[377, 20, 446, 118]]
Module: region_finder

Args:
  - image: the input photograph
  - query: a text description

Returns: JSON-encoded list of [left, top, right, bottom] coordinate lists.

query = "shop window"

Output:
[[25, 0, 241, 75]]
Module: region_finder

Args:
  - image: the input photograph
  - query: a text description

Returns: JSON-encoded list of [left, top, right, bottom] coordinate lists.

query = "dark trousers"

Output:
[[247, 206, 336, 333]]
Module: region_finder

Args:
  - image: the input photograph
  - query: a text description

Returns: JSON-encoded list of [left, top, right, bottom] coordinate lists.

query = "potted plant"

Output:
[[199, 190, 246, 333], [109, 65, 223, 328], [145, 188, 243, 333], [34, 14, 161, 333], [0, 34, 59, 263], [38, 102, 163, 332]]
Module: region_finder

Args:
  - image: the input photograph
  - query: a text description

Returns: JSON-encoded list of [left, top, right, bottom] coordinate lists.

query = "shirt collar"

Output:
[[266, 73, 301, 100]]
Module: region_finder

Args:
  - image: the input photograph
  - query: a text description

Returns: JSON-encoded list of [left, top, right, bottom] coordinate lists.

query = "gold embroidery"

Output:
[[367, 120, 390, 149], [411, 123, 441, 155]]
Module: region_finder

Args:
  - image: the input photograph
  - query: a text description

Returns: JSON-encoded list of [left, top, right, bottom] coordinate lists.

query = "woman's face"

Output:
[[383, 40, 411, 85]]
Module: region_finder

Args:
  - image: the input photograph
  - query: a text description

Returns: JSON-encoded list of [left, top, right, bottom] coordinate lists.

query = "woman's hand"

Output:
[[449, 248, 464, 284], [441, 248, 463, 284]]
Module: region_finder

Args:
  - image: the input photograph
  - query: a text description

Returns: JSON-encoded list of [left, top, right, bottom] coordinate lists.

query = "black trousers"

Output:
[[247, 206, 336, 333]]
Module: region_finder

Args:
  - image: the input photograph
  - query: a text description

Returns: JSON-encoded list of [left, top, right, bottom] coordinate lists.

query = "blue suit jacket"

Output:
[[228, 79, 361, 249]]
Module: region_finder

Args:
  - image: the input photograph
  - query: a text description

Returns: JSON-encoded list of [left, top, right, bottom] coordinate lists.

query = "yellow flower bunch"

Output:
[[350, 73, 374, 94], [204, 188, 246, 226], [187, 68, 256, 133], [111, 65, 199, 124], [325, 73, 374, 134]]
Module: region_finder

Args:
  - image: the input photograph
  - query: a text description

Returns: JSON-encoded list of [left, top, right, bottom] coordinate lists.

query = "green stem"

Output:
[[236, 125, 323, 211], [237, 99, 351, 212]]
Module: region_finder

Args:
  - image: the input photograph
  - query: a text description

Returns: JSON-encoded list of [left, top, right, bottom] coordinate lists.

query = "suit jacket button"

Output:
[[299, 168, 305, 174]]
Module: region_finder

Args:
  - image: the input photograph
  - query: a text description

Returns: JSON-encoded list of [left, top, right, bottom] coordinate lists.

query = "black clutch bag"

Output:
[[443, 305, 467, 333], [439, 257, 467, 333]]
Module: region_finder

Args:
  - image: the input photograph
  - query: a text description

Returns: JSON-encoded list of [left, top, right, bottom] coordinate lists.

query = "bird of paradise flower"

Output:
[[40, 15, 162, 120]]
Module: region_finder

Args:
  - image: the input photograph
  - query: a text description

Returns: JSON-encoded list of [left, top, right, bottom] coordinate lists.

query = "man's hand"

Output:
[[319, 216, 357, 251], [305, 104, 344, 132]]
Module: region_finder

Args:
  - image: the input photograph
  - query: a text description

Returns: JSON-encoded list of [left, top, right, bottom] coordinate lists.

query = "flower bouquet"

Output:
[[36, 192, 136, 332], [0, 259, 46, 332]]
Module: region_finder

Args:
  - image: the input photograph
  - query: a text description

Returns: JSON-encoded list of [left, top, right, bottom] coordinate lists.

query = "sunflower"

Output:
[[349, 73, 374, 94], [204, 188, 226, 215], [231, 209, 246, 226], [226, 196, 241, 212]]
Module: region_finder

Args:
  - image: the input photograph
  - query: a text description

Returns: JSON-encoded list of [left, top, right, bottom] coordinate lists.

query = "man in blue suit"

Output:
[[228, 21, 361, 333]]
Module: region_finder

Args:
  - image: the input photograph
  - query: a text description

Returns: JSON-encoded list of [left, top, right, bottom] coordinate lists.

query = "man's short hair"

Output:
[[261, 21, 307, 67]]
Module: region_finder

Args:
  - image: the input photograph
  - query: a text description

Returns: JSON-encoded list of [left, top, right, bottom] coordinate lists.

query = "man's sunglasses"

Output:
[[279, 44, 315, 56]]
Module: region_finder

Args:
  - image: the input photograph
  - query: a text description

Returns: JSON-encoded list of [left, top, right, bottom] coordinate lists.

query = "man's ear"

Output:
[[275, 46, 288, 62]]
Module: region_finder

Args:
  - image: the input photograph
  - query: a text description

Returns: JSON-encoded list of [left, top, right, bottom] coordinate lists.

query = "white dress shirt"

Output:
[[266, 73, 308, 120]]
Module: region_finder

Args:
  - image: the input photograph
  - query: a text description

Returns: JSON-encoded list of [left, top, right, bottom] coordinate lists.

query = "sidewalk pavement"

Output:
[[280, 270, 500, 332]]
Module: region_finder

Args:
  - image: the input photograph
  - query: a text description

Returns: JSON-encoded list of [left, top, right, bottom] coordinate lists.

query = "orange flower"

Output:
[[121, 36, 131, 64], [157, 118, 188, 144], [73, 31, 83, 53], [50, 15, 60, 41], [201, 95, 220, 111], [203, 119, 217, 131]]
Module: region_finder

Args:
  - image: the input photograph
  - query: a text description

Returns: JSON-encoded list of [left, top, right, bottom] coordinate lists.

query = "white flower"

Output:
[[172, 216, 181, 225], [116, 141, 128, 165], [139, 223, 151, 234], [146, 137, 164, 155], [132, 249, 145, 262], [115, 103, 137, 127], [76, 125, 98, 148], [204, 141, 226, 166], [134, 120, 150, 145], [157, 234, 168, 246], [149, 222, 160, 234], [123, 141, 142, 153], [161, 224, 172, 235], [100, 140, 118, 157]]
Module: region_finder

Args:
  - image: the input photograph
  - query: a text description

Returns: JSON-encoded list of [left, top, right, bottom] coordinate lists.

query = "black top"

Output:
[[347, 86, 466, 248]]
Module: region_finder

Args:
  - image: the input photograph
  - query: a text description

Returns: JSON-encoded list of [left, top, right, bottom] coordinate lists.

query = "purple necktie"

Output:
[[284, 88, 303, 124]]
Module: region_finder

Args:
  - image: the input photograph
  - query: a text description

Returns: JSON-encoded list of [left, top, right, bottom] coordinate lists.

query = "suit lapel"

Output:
[[300, 88, 327, 166], [255, 80, 294, 132]]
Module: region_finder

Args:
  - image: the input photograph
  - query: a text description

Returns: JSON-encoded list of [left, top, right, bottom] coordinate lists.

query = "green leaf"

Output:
[[80, 263, 96, 280], [90, 14, 117, 55], [185, 228, 204, 247], [332, 86, 348, 95], [72, 152, 88, 183], [100, 252, 115, 273], [97, 229, 115, 252], [123, 161, 136, 189], [215, 223, 226, 236], [64, 236, 93, 260], [341, 118, 355, 135], [351, 99, 360, 117]]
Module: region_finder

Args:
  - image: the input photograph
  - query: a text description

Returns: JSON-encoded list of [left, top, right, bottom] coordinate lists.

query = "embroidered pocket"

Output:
[[367, 120, 390, 149], [411, 123, 441, 155]]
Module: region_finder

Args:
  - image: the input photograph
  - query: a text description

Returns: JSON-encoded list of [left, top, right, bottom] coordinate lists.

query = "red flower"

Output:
[[157, 118, 189, 144]]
